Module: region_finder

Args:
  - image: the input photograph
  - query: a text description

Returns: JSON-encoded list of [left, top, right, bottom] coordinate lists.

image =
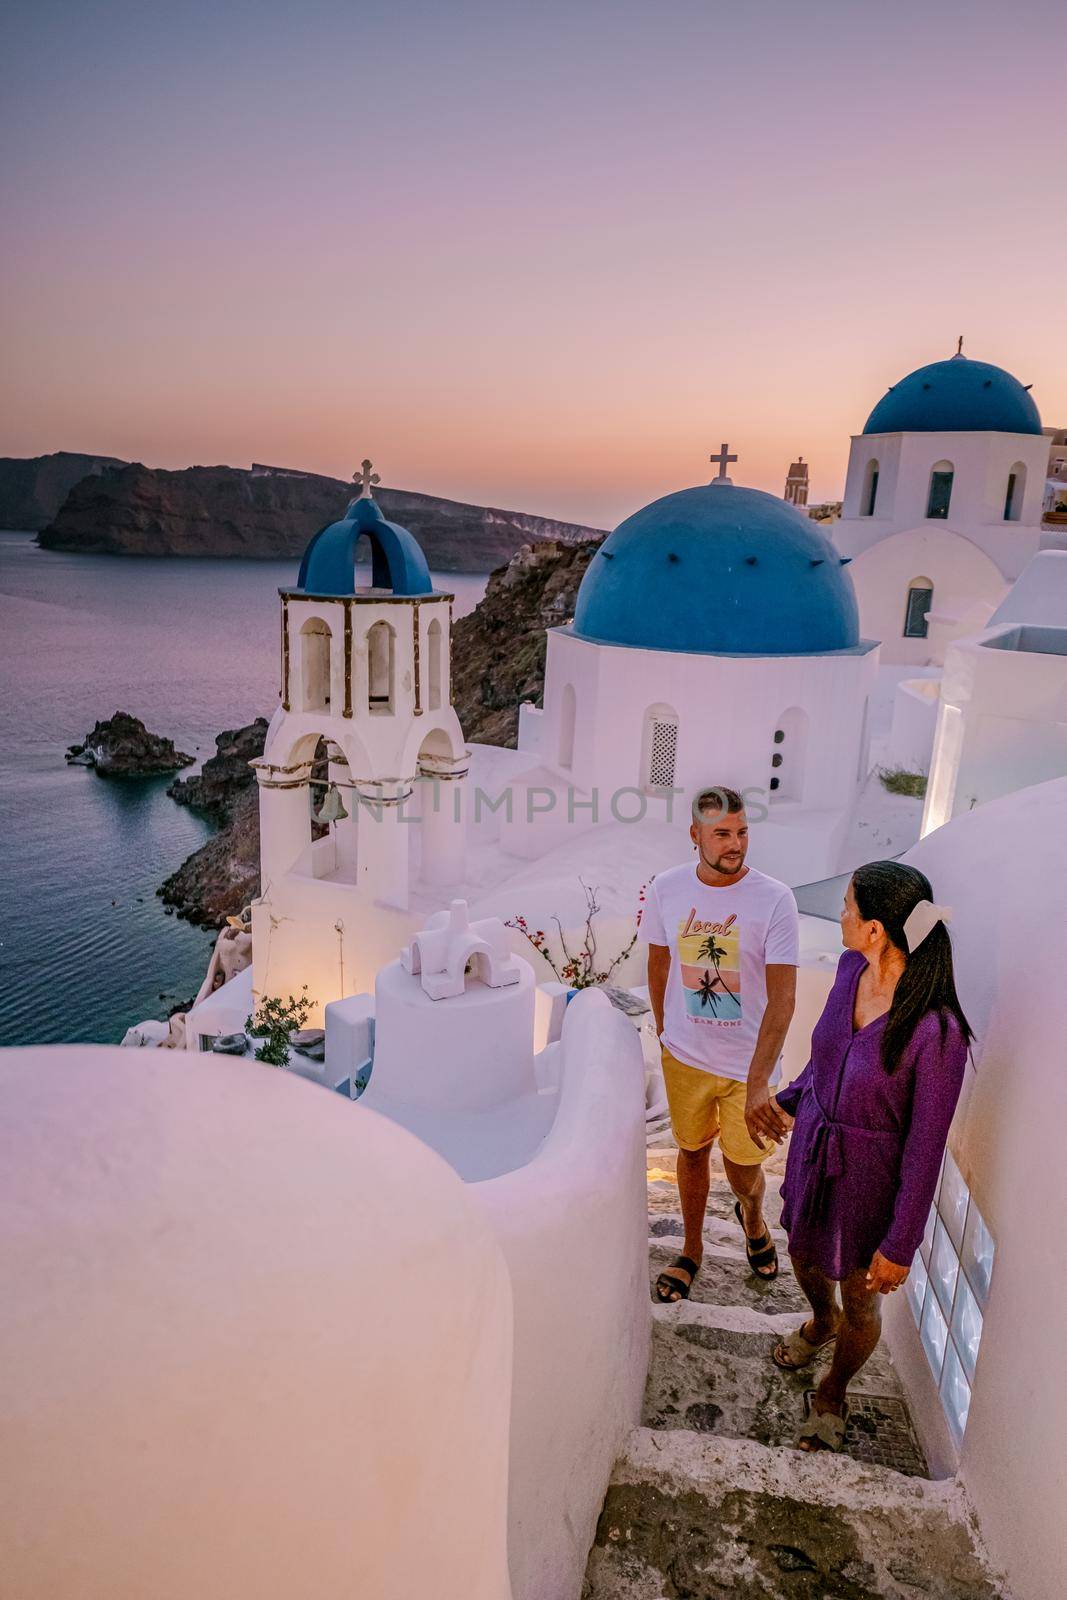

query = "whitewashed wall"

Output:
[[882, 777, 1067, 1600], [471, 989, 650, 1600], [0, 1045, 514, 1600], [846, 527, 1008, 667], [838, 428, 1048, 575], [921, 624, 1067, 830]]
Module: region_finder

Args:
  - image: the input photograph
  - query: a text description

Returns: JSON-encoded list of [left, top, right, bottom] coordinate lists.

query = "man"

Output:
[[641, 786, 799, 1300]]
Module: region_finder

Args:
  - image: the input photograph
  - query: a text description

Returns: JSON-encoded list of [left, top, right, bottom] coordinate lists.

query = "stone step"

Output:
[[643, 1303, 911, 1460], [583, 1427, 1006, 1600]]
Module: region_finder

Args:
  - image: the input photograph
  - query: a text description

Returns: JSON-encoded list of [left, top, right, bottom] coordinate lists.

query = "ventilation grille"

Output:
[[648, 721, 678, 788]]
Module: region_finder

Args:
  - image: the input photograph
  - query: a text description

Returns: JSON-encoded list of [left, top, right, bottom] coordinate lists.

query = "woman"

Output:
[[772, 860, 973, 1453]]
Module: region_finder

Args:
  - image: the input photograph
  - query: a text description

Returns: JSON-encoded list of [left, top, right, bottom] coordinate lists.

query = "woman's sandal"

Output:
[[654, 1254, 701, 1303], [734, 1200, 779, 1280], [772, 1322, 838, 1371], [795, 1398, 850, 1453]]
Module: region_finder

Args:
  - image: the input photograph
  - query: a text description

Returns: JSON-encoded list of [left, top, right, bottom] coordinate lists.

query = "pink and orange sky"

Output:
[[2, 0, 1064, 528]]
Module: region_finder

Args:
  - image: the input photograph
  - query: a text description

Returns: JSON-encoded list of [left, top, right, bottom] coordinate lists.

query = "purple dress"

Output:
[[778, 949, 968, 1279]]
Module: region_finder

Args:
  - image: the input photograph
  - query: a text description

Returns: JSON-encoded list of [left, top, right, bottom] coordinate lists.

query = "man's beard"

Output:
[[701, 845, 745, 874]]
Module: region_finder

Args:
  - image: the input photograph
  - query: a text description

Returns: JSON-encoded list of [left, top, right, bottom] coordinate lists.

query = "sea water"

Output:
[[0, 531, 488, 1045]]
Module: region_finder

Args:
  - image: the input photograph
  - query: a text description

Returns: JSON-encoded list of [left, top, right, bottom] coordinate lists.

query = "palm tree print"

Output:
[[695, 934, 729, 1013]]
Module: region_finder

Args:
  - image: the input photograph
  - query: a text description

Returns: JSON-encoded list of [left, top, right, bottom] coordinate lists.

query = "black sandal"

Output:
[[734, 1200, 779, 1280], [654, 1254, 701, 1302]]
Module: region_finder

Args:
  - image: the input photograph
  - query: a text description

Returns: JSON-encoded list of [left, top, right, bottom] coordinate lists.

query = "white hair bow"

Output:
[[903, 900, 952, 953]]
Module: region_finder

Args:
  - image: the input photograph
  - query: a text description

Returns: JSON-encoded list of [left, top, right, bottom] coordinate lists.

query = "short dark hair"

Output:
[[693, 785, 745, 820]]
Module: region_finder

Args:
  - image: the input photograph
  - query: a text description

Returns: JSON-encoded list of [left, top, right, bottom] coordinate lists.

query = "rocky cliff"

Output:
[[0, 451, 126, 530], [450, 537, 601, 745], [38, 461, 604, 572], [167, 718, 269, 818]]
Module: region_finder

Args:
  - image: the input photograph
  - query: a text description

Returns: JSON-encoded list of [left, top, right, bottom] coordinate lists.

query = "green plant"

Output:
[[506, 878, 639, 989], [245, 987, 312, 1066], [877, 766, 928, 798]]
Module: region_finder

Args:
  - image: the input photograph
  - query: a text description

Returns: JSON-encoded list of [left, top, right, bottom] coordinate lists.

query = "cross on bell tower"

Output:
[[352, 458, 381, 499], [709, 442, 737, 485]]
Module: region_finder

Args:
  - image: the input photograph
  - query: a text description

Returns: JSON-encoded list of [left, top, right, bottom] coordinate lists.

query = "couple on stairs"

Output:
[[642, 785, 971, 1454]]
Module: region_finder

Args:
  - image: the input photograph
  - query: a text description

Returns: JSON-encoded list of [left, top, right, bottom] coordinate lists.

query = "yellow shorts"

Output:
[[660, 1044, 771, 1166]]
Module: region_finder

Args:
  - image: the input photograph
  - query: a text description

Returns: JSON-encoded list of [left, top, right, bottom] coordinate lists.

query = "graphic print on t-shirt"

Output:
[[677, 906, 742, 1022]]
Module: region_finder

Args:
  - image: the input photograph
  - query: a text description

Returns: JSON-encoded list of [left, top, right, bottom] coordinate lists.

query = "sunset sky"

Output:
[[3, 0, 1065, 527]]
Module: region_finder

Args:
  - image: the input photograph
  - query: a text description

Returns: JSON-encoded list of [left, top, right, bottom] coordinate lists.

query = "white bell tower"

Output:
[[251, 461, 470, 1016]]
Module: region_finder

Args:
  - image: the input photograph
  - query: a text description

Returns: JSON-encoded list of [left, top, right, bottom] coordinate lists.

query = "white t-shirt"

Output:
[[639, 863, 799, 1083]]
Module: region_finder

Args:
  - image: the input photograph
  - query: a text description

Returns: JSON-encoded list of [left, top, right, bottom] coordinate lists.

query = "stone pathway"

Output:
[[582, 1148, 1007, 1600]]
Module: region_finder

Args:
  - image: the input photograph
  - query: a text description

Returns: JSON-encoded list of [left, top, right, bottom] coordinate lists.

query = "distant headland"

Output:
[[1, 453, 604, 573]]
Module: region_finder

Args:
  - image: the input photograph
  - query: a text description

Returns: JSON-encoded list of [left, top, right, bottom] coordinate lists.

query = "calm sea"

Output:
[[0, 531, 488, 1046]]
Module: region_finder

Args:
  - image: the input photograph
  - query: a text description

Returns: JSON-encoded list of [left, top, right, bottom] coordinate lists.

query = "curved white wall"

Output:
[[887, 778, 1067, 1600], [472, 989, 650, 1600], [0, 1046, 514, 1600]]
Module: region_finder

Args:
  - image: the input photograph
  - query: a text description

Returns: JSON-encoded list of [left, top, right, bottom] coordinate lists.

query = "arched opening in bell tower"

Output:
[[367, 621, 396, 714], [300, 618, 332, 713], [427, 617, 444, 710]]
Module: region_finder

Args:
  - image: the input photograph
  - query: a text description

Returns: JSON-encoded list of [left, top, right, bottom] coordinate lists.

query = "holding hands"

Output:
[[744, 1088, 794, 1149]]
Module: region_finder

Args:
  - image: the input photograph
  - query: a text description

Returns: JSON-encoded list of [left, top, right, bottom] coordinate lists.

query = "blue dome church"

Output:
[[504, 449, 879, 884], [835, 344, 1049, 665]]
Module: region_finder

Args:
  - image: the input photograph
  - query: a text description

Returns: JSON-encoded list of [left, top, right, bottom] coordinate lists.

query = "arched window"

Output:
[[300, 618, 331, 713], [427, 617, 444, 710], [642, 703, 679, 793], [558, 683, 576, 770], [1003, 462, 1026, 522], [367, 621, 395, 714], [769, 707, 808, 803], [903, 576, 934, 639], [926, 461, 954, 520], [862, 458, 880, 517]]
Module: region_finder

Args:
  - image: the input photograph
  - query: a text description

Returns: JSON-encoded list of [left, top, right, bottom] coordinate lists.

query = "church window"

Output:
[[903, 578, 934, 638], [558, 683, 576, 770], [367, 620, 396, 713], [642, 704, 679, 792], [926, 463, 954, 520], [300, 617, 332, 713], [427, 617, 444, 710], [769, 708, 808, 802], [1003, 462, 1026, 521], [862, 459, 879, 516]]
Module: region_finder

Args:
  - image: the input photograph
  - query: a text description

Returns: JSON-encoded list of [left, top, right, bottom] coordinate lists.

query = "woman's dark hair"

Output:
[[851, 860, 974, 1073]]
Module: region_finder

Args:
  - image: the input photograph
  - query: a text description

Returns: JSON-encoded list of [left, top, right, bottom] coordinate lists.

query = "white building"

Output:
[[251, 470, 470, 1013], [510, 457, 879, 884], [835, 348, 1049, 664], [920, 550, 1067, 832]]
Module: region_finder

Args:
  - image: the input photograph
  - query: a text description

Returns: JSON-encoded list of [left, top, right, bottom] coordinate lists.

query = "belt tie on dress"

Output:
[[800, 1086, 846, 1225]]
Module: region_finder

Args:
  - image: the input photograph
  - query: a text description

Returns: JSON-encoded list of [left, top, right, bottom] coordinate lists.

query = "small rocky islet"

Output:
[[65, 712, 194, 777]]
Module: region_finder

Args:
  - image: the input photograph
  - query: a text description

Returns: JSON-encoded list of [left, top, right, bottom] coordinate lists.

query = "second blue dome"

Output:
[[863, 354, 1041, 436]]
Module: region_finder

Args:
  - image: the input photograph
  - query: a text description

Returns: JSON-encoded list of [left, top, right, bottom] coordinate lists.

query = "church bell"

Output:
[[316, 783, 349, 824]]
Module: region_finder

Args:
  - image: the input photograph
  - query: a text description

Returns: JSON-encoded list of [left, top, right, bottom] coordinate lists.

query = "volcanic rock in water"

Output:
[[37, 461, 604, 572], [168, 718, 269, 819], [65, 713, 194, 776]]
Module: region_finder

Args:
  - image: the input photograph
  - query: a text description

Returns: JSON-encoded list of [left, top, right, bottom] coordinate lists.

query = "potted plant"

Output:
[[245, 987, 313, 1066]]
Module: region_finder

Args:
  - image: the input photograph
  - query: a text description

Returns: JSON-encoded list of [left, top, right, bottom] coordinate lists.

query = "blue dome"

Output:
[[296, 496, 433, 597], [572, 483, 861, 655], [864, 354, 1041, 436]]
